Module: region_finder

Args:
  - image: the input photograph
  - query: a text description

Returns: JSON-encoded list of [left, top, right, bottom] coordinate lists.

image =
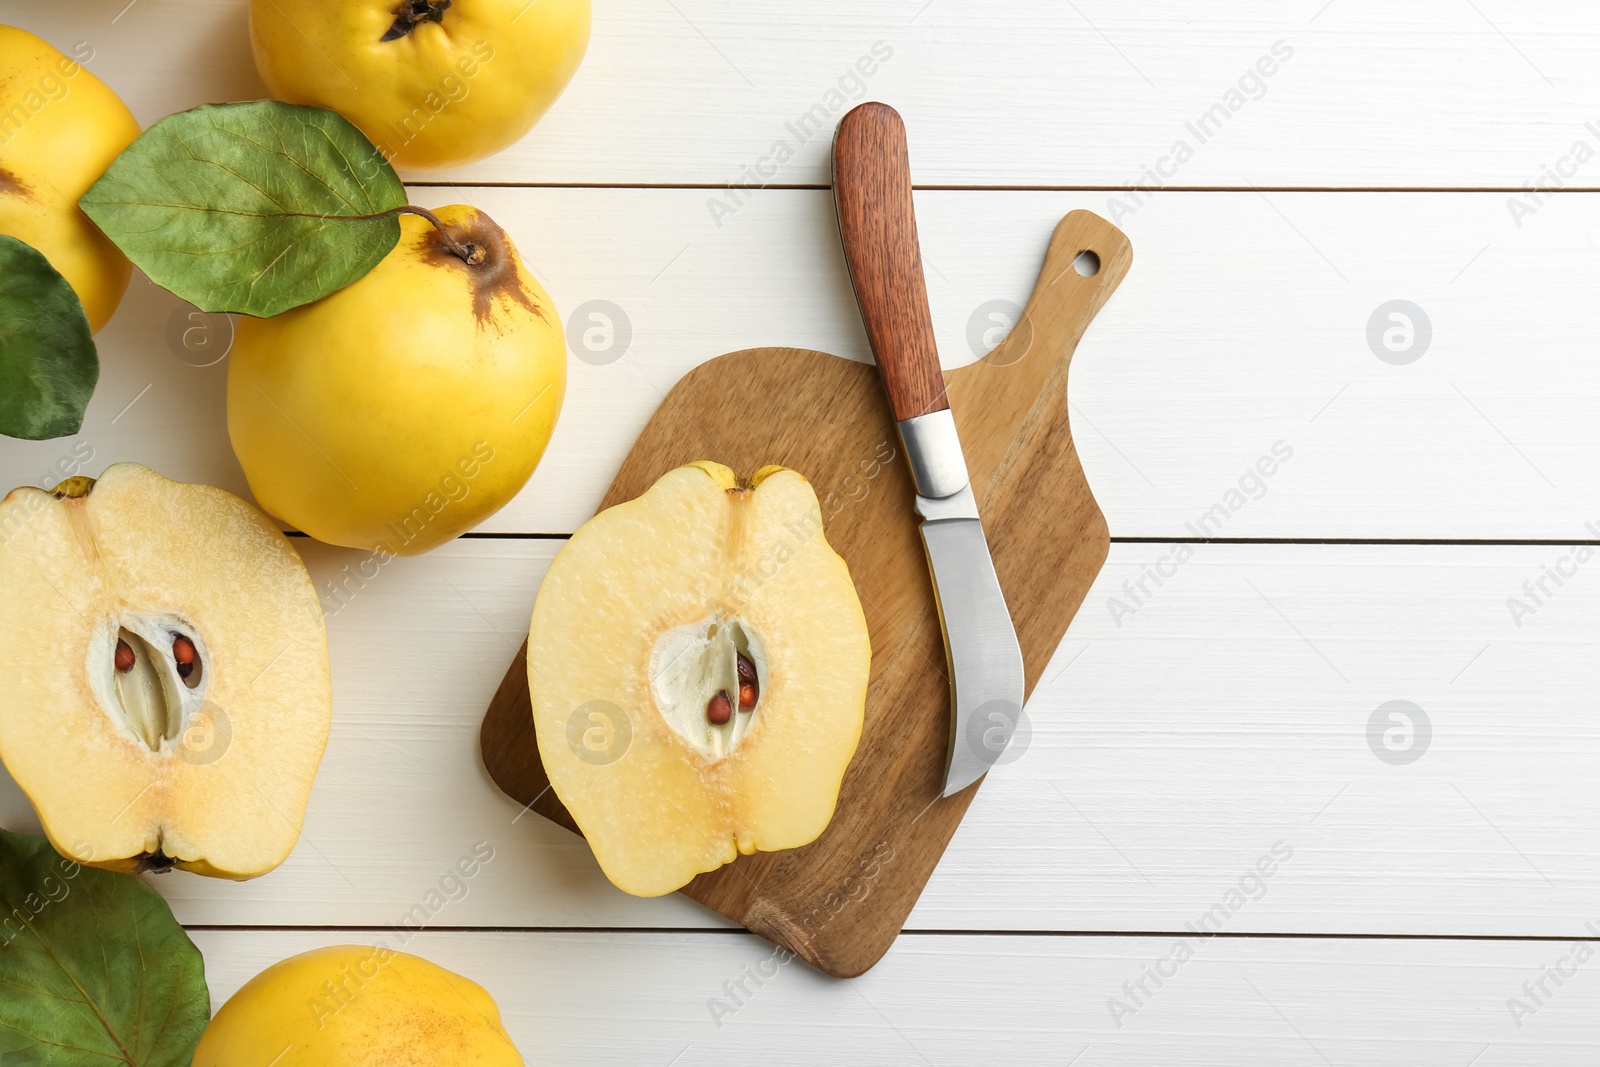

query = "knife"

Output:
[[832, 102, 1027, 797]]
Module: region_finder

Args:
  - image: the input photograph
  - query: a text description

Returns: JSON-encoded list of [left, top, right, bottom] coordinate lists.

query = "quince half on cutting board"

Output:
[[528, 462, 872, 896]]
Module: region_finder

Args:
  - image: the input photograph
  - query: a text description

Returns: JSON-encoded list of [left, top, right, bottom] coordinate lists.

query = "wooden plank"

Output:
[[4, 188, 1600, 538], [22, 1, 1600, 188], [7, 540, 1600, 935], [192, 928, 1600, 1065]]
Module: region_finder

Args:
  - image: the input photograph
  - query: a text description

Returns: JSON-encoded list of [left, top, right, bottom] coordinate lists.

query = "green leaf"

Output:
[[79, 100, 408, 318], [0, 829, 210, 1065], [0, 237, 98, 441]]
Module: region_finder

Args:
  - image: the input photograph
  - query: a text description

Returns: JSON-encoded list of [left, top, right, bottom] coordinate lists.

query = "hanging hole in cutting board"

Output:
[[1073, 249, 1101, 277]]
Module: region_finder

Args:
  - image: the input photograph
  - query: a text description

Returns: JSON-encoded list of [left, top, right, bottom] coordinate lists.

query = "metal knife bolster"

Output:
[[896, 409, 980, 521]]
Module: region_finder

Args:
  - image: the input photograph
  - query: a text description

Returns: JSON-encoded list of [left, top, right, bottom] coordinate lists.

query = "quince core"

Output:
[[528, 462, 871, 897], [0, 464, 331, 879]]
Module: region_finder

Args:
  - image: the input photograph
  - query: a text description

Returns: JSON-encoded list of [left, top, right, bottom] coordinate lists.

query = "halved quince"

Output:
[[0, 463, 331, 879], [528, 462, 871, 896]]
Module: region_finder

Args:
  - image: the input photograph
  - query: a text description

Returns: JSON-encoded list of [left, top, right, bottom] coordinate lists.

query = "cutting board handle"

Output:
[[832, 102, 948, 423]]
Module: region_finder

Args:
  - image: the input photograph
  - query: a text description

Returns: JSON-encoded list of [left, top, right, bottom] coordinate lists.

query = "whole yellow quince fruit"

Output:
[[0, 25, 140, 332], [193, 945, 525, 1066], [248, 0, 590, 170], [227, 205, 565, 555]]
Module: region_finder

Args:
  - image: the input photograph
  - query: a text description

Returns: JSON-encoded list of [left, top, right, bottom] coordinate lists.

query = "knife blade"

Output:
[[831, 101, 1027, 797]]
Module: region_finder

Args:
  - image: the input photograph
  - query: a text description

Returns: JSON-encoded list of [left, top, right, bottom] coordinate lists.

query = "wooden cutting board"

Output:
[[480, 209, 1131, 978]]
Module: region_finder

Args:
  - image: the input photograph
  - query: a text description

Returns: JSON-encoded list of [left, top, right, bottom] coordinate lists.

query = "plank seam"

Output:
[[176, 926, 1600, 942], [403, 182, 1600, 194], [298, 532, 1600, 546], [1112, 537, 1600, 546]]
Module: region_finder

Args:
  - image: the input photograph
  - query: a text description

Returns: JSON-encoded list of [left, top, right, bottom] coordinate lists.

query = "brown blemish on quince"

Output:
[[0, 167, 31, 198], [421, 210, 546, 330]]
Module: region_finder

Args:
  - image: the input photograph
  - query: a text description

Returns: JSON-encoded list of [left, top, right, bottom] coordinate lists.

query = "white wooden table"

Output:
[[6, 1, 1600, 1062]]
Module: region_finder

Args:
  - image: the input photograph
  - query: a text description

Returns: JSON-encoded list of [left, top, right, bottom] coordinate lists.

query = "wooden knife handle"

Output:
[[833, 102, 948, 423]]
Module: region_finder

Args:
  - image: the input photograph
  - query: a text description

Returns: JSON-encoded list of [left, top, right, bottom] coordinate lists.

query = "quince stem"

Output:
[[395, 205, 484, 265]]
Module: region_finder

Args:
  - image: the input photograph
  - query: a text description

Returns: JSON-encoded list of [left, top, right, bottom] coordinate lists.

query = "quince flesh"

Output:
[[529, 462, 871, 896], [0, 463, 331, 878]]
